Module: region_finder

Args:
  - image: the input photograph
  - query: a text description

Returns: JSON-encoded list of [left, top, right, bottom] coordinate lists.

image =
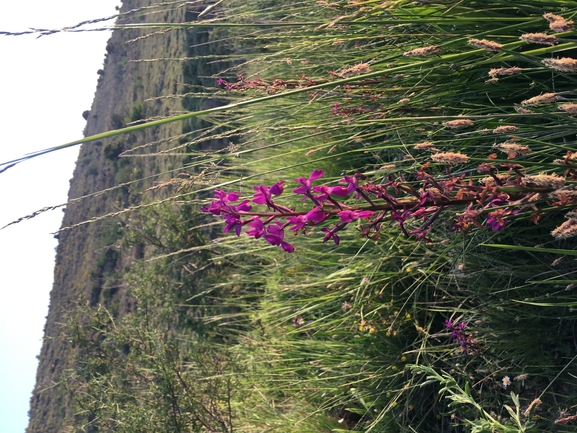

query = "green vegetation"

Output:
[[16, 0, 577, 432]]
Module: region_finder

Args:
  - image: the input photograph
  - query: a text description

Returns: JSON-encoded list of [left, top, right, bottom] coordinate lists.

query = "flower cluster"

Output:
[[445, 320, 478, 354], [202, 159, 570, 251]]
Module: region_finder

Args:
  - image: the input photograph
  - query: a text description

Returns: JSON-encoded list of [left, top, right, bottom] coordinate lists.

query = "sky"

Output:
[[0, 1, 121, 431]]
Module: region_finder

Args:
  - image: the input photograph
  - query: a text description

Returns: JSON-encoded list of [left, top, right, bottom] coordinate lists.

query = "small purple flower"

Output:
[[485, 208, 519, 231], [408, 226, 432, 242], [246, 217, 265, 239], [445, 319, 477, 354], [287, 207, 328, 233], [305, 207, 328, 224], [294, 170, 325, 196], [223, 214, 243, 236], [332, 103, 340, 115], [338, 210, 375, 223], [202, 190, 246, 215], [312, 184, 349, 202], [215, 190, 240, 202], [321, 227, 340, 245], [292, 317, 306, 327], [264, 223, 295, 252], [286, 215, 308, 233], [341, 175, 359, 195], [217, 77, 226, 86], [253, 181, 285, 208]]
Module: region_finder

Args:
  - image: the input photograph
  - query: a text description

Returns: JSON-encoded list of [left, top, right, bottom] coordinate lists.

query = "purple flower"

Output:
[[312, 184, 349, 202], [286, 215, 308, 232], [340, 175, 360, 195], [292, 317, 306, 327], [485, 208, 519, 231], [287, 207, 328, 233], [338, 210, 375, 223], [321, 227, 340, 245], [201, 190, 247, 215], [332, 103, 340, 115], [294, 170, 325, 196], [445, 319, 477, 354], [305, 207, 328, 224], [215, 190, 239, 202], [408, 226, 432, 242], [235, 200, 253, 212], [246, 217, 265, 239], [223, 214, 243, 236], [253, 181, 285, 208], [264, 223, 295, 252]]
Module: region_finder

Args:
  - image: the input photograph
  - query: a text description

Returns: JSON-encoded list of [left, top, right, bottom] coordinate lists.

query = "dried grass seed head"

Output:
[[488, 67, 522, 78], [468, 38, 503, 51], [521, 92, 560, 106], [524, 173, 565, 189], [552, 217, 577, 240], [520, 33, 559, 46], [542, 57, 577, 73], [479, 174, 510, 186], [492, 125, 517, 134], [443, 119, 474, 129], [339, 62, 371, 77], [543, 13, 574, 32], [403, 45, 440, 56], [560, 103, 577, 114], [493, 140, 531, 158], [431, 152, 469, 164], [414, 141, 435, 150]]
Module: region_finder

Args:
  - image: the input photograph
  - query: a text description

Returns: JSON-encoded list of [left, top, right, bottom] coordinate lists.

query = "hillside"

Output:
[[26, 1, 211, 430], [26, 1, 577, 432]]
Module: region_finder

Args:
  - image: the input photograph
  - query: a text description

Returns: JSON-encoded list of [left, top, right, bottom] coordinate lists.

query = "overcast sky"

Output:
[[0, 1, 120, 431]]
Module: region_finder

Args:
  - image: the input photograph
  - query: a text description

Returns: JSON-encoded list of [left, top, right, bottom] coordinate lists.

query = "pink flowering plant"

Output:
[[202, 160, 570, 252]]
